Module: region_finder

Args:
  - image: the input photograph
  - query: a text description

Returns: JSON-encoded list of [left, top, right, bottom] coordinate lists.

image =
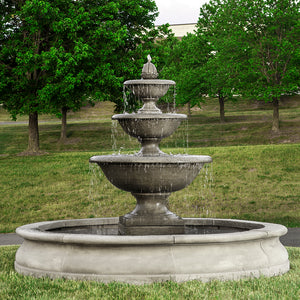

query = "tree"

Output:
[[46, 0, 160, 141], [159, 33, 210, 115], [0, 0, 158, 151], [157, 27, 237, 121], [202, 53, 238, 123], [198, 0, 300, 131], [196, 19, 240, 122]]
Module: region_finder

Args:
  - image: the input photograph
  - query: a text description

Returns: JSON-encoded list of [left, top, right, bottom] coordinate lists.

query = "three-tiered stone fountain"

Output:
[[90, 55, 212, 236], [15, 57, 289, 284]]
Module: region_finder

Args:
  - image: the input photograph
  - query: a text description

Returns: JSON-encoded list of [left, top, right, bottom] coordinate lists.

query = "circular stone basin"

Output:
[[15, 218, 289, 284], [89, 155, 212, 194], [124, 79, 175, 99], [112, 113, 187, 140]]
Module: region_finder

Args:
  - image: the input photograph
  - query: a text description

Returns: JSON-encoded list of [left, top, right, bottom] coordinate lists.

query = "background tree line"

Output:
[[1, 0, 299, 154], [0, 0, 169, 154], [158, 0, 299, 130]]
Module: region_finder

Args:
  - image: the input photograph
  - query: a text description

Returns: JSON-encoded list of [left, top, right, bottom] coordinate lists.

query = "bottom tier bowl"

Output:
[[89, 155, 212, 194]]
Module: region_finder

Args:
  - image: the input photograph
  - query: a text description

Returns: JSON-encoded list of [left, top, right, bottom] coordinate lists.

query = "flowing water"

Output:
[[160, 118, 188, 155], [111, 120, 138, 155], [197, 163, 215, 217], [168, 162, 215, 218], [88, 163, 110, 218], [123, 85, 142, 113]]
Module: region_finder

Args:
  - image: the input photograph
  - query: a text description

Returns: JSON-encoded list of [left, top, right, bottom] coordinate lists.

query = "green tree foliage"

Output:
[[196, 23, 239, 122], [198, 0, 300, 131], [201, 52, 238, 123], [159, 33, 210, 114], [158, 28, 237, 121], [0, 0, 158, 152]]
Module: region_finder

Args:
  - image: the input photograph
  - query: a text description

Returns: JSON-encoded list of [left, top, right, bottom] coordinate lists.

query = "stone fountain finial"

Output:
[[124, 55, 175, 114], [141, 55, 158, 79]]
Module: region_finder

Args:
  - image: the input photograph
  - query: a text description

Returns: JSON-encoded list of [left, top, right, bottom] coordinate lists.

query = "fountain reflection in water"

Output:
[[15, 55, 289, 284]]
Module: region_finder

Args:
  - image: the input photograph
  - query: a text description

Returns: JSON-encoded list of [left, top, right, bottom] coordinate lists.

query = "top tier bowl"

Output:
[[124, 56, 175, 114], [124, 79, 175, 100]]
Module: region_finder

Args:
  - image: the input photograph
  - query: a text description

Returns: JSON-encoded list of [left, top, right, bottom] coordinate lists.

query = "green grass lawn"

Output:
[[1, 95, 300, 154], [0, 96, 299, 298], [0, 246, 299, 299], [0, 96, 299, 231], [0, 144, 299, 232]]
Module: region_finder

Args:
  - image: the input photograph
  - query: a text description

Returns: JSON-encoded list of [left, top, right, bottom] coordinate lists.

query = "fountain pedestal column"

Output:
[[119, 193, 184, 235]]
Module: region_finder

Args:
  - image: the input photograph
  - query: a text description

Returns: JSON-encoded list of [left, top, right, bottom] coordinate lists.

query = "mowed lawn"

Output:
[[0, 144, 299, 232], [0, 97, 299, 299], [0, 96, 299, 231]]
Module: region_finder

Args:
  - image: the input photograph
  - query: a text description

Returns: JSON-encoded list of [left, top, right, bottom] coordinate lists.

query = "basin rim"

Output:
[[124, 79, 175, 85], [16, 217, 287, 246], [112, 113, 187, 120], [89, 154, 213, 164]]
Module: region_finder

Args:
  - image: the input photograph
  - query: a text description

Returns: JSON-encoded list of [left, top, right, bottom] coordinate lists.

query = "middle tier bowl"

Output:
[[112, 113, 187, 140], [89, 155, 212, 194]]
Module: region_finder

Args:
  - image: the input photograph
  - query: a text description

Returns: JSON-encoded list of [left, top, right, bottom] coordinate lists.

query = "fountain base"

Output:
[[119, 216, 185, 235], [119, 192, 185, 235], [15, 217, 289, 284]]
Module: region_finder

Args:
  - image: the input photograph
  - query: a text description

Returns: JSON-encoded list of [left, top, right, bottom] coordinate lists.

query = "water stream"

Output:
[[88, 163, 103, 217]]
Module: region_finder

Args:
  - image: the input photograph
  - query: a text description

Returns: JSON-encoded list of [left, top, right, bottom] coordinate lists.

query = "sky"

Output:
[[154, 0, 208, 25]]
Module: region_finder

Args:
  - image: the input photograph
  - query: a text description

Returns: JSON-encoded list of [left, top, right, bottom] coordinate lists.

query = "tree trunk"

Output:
[[27, 111, 40, 154], [219, 96, 225, 123], [272, 98, 280, 132], [60, 106, 68, 142], [187, 101, 191, 116]]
